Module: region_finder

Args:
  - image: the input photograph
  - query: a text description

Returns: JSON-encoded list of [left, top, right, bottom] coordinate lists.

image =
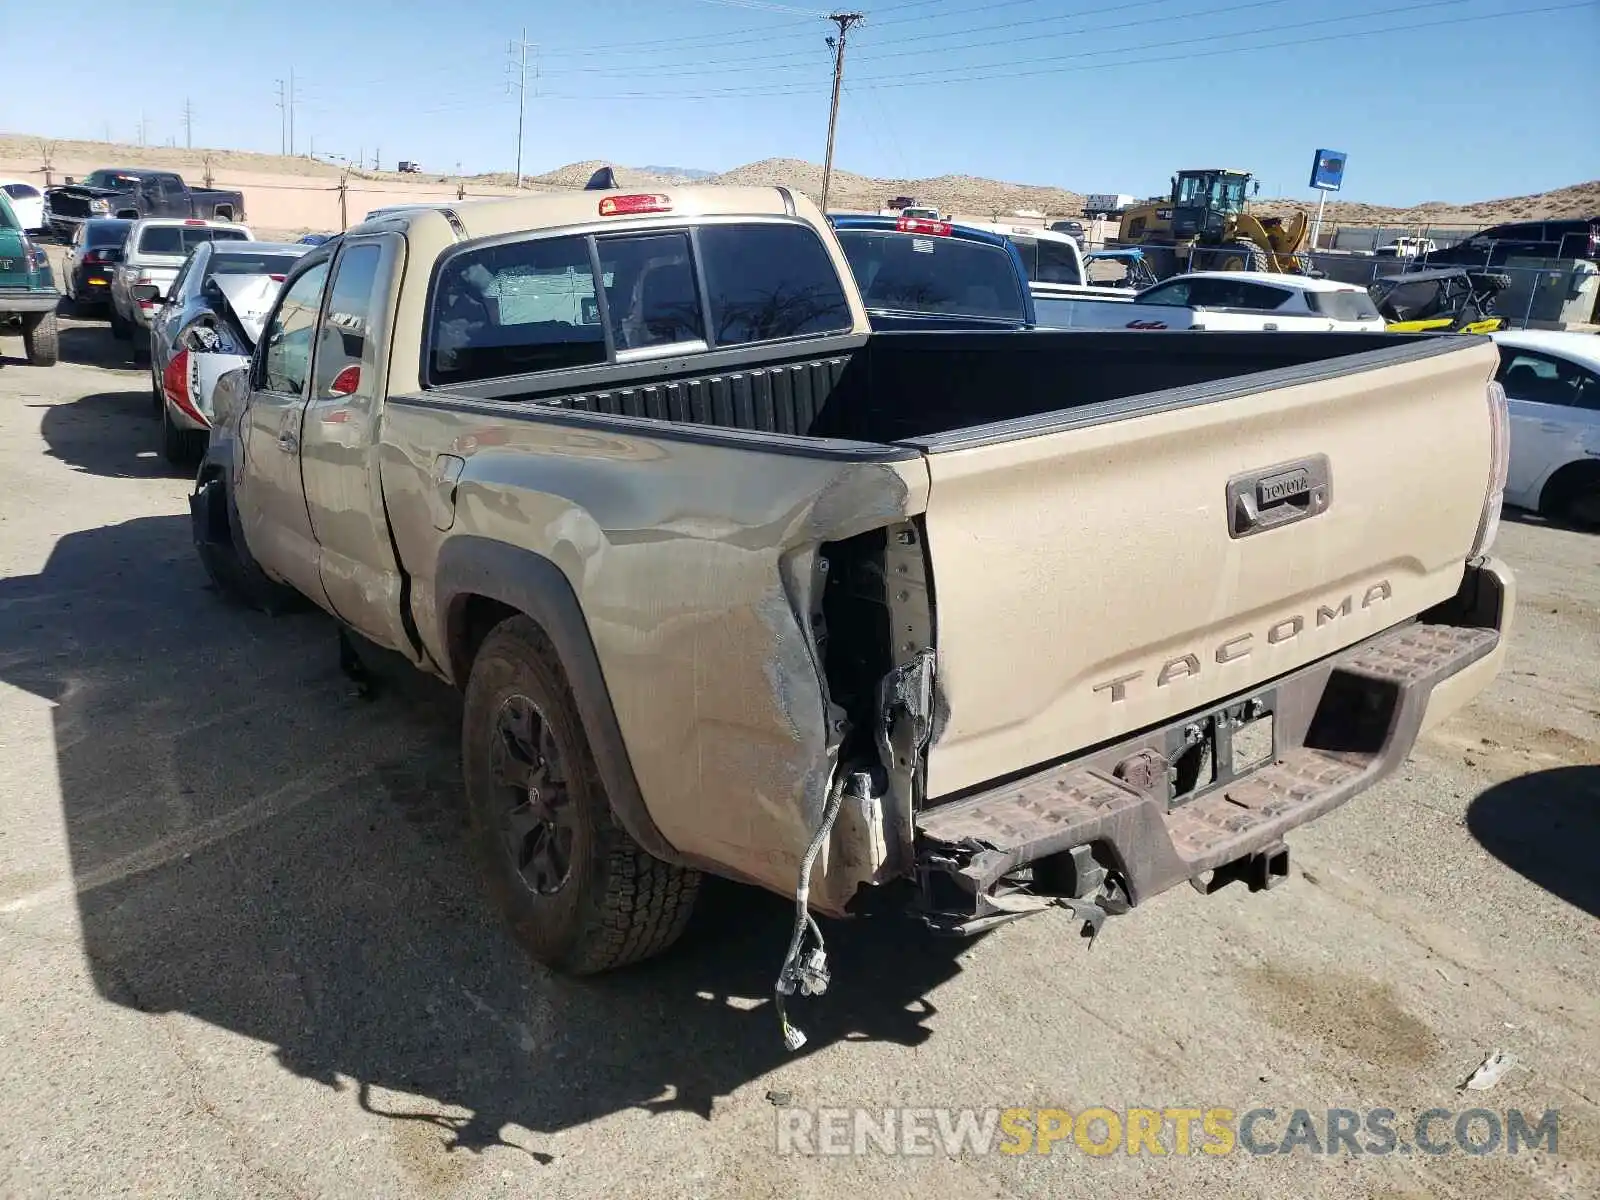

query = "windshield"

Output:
[[205, 253, 302, 280], [85, 221, 132, 248], [0, 196, 16, 230], [137, 225, 249, 255], [83, 171, 141, 192], [1176, 173, 1248, 212], [837, 229, 1026, 322], [3, 183, 40, 201]]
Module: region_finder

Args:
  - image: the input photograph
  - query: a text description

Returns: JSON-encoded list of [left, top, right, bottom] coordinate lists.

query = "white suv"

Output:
[[110, 217, 252, 354], [1492, 330, 1600, 529]]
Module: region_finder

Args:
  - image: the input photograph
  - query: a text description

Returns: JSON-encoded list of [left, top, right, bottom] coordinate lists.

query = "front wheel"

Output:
[[190, 473, 306, 614], [462, 616, 700, 975], [22, 311, 59, 366]]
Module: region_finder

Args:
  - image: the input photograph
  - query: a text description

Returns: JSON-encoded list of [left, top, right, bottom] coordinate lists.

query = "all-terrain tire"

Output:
[[109, 304, 130, 340], [151, 364, 164, 417], [190, 473, 306, 614], [463, 615, 700, 975], [22, 311, 59, 366]]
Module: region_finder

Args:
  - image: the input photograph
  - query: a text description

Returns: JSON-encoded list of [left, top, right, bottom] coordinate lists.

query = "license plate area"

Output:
[[1165, 692, 1277, 811]]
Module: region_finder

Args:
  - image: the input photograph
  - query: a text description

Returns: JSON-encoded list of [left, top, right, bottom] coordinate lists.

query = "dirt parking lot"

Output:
[[1, 289, 1597, 1200]]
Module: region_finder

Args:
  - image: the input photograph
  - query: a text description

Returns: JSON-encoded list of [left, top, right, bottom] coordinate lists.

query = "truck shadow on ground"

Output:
[[1467, 765, 1600, 918], [36, 387, 190, 479], [0, 514, 961, 1161]]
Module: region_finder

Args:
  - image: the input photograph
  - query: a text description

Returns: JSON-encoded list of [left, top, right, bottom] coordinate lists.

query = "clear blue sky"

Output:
[[5, 0, 1597, 203]]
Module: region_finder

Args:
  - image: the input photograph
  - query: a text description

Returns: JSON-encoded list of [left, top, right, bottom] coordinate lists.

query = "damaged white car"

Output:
[[144, 239, 314, 463]]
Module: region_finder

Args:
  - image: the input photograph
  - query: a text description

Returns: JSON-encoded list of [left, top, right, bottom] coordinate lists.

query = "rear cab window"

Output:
[[835, 227, 1026, 322], [428, 220, 851, 386], [137, 224, 249, 255]]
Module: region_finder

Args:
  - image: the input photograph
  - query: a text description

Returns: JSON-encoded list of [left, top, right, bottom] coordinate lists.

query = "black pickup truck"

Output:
[[44, 169, 246, 240]]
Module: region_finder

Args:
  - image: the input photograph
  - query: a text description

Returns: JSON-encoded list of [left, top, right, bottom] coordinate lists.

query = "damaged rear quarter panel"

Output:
[[380, 399, 929, 910]]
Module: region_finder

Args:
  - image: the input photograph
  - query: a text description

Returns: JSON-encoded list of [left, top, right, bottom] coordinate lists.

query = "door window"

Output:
[[260, 261, 331, 395], [597, 232, 703, 352], [313, 243, 385, 399], [1495, 348, 1600, 410]]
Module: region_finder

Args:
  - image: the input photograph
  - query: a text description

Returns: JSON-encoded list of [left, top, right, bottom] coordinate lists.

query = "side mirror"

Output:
[[130, 283, 163, 304]]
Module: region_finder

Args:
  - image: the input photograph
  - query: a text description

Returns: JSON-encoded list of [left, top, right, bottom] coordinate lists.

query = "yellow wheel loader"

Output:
[[1114, 169, 1312, 279]]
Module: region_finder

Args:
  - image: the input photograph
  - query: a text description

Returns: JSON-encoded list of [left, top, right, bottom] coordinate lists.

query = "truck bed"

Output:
[[428, 328, 1456, 446], [383, 329, 1498, 912]]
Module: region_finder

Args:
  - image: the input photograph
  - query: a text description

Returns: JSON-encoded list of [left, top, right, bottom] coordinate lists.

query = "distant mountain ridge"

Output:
[[640, 165, 716, 180]]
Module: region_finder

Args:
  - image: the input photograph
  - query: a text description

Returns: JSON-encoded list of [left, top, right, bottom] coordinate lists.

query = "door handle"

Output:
[[277, 431, 299, 452], [1226, 455, 1332, 539]]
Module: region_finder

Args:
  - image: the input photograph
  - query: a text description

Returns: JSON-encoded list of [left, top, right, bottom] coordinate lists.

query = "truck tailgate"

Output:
[[913, 338, 1497, 800]]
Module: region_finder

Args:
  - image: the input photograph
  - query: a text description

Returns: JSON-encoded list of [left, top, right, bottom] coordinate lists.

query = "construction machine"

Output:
[[1114, 168, 1311, 280]]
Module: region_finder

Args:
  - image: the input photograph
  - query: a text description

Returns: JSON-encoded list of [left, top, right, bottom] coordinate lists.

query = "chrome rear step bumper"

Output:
[[915, 558, 1512, 934]]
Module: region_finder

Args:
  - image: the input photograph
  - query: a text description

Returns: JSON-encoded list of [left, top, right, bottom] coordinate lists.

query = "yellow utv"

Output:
[[1369, 269, 1511, 334]]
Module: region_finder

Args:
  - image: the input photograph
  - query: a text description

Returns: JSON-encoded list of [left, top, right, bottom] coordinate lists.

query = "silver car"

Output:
[[144, 239, 311, 463]]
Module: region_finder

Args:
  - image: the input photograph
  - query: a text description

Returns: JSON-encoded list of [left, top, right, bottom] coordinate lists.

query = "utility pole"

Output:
[[137, 112, 147, 147], [506, 29, 536, 188], [821, 12, 864, 214], [289, 67, 296, 156], [275, 80, 286, 155], [374, 145, 380, 171], [182, 98, 193, 149]]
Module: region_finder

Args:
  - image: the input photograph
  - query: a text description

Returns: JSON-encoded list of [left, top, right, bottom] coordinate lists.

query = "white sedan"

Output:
[[0, 179, 45, 233], [1491, 330, 1600, 529]]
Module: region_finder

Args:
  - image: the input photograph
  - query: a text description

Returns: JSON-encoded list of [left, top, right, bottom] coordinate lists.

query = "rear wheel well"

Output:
[[1539, 459, 1600, 516], [449, 594, 521, 687]]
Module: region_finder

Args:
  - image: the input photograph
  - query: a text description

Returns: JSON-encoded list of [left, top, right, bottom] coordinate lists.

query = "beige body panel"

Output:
[[917, 340, 1499, 799], [379, 399, 927, 911]]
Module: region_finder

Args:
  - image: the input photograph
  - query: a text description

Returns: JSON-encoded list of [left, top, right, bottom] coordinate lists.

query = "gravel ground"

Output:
[[1, 294, 1596, 1200]]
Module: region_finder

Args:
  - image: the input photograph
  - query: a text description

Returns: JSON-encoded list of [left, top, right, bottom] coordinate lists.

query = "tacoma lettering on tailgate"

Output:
[[1092, 581, 1393, 704]]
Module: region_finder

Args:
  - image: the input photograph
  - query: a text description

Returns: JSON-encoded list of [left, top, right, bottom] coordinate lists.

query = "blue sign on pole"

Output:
[[1309, 149, 1348, 192]]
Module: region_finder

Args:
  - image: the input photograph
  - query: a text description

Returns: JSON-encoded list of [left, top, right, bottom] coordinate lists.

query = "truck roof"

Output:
[[352, 185, 799, 242], [828, 213, 1014, 248]]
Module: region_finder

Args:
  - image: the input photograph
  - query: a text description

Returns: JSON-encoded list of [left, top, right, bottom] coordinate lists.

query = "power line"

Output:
[[537, 0, 1295, 79], [532, 0, 1587, 99], [821, 11, 865, 211]]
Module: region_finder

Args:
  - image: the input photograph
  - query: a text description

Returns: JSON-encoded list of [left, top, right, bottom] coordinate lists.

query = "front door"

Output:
[[236, 258, 332, 603], [296, 234, 417, 657]]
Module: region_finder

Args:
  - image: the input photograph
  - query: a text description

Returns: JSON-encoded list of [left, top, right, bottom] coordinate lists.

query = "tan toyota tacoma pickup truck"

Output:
[[190, 184, 1514, 1027]]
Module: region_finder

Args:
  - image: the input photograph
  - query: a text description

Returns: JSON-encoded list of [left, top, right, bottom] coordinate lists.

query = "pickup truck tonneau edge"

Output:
[[190, 186, 1514, 1024]]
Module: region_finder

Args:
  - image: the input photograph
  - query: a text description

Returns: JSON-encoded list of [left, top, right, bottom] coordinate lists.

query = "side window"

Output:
[[1182, 279, 1230, 307], [1496, 350, 1584, 408], [312, 243, 385, 400], [696, 223, 851, 345], [1141, 280, 1192, 306], [430, 234, 603, 384], [597, 231, 702, 352], [1033, 238, 1083, 285], [260, 262, 331, 396], [1227, 281, 1294, 310]]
